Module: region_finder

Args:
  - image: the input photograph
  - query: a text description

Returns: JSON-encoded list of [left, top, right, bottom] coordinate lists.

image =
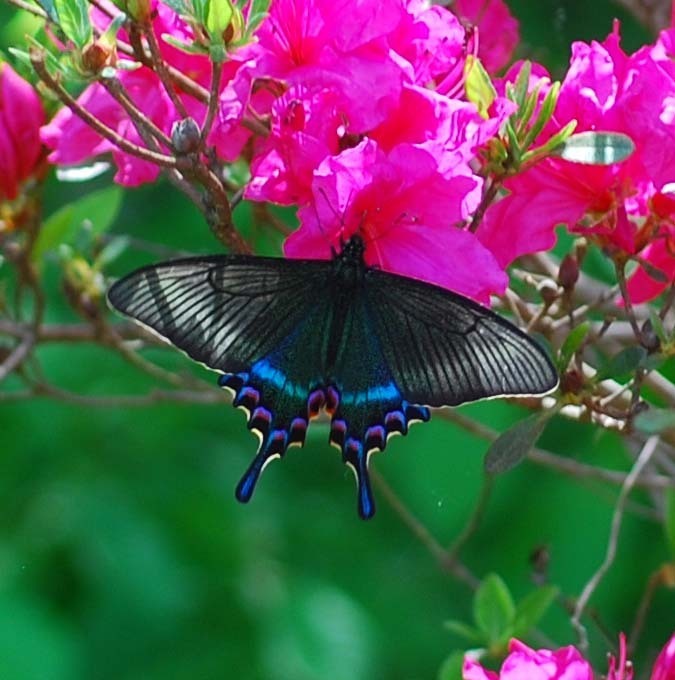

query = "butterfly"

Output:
[[107, 234, 558, 519]]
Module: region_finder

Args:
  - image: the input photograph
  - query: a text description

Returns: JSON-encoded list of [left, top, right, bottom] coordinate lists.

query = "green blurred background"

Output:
[[1, 3, 673, 679]]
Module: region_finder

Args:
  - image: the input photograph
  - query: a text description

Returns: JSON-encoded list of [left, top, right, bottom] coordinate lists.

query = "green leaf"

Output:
[[7, 48, 33, 70], [32, 205, 75, 263], [554, 131, 635, 165], [437, 650, 466, 680], [245, 0, 271, 35], [521, 81, 560, 151], [512, 586, 558, 638], [93, 236, 130, 270], [161, 0, 189, 14], [161, 34, 207, 55], [249, 0, 272, 17], [443, 620, 484, 644], [246, 11, 269, 36], [558, 322, 590, 370], [464, 55, 496, 119], [596, 345, 648, 381], [192, 0, 208, 23], [634, 408, 675, 435], [35, 0, 60, 22], [32, 187, 123, 262], [648, 309, 669, 344], [665, 490, 675, 560], [484, 413, 549, 475], [54, 0, 92, 48], [511, 61, 532, 109], [473, 574, 515, 642]]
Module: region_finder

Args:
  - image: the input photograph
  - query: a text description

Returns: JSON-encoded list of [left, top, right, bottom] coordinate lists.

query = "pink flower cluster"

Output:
[[41, 0, 520, 303], [477, 22, 675, 303], [0, 63, 44, 202], [40, 0, 675, 303], [464, 633, 675, 680]]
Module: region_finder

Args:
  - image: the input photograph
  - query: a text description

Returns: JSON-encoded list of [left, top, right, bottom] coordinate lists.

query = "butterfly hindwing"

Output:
[[365, 268, 558, 407]]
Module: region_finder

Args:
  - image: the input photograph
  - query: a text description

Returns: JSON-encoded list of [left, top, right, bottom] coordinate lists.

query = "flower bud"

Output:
[[81, 41, 115, 74], [558, 254, 579, 290], [560, 369, 584, 395], [0, 64, 44, 201], [171, 117, 201, 154], [640, 319, 660, 352]]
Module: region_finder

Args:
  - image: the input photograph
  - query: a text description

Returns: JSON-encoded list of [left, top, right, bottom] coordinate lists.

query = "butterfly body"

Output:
[[108, 235, 558, 518]]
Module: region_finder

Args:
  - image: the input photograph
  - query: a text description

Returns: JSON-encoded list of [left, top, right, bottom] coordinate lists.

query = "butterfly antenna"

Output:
[[316, 185, 355, 249]]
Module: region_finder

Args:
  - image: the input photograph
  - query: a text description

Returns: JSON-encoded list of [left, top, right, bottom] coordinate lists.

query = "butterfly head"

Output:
[[339, 233, 367, 264]]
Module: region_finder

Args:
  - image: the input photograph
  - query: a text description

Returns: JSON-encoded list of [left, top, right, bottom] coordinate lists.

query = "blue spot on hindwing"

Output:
[[250, 358, 310, 400], [339, 381, 400, 406]]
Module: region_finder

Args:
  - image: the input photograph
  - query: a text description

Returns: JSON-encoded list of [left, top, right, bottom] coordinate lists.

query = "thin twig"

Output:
[[143, 24, 190, 119], [615, 260, 643, 340], [116, 40, 210, 102], [371, 470, 480, 589], [440, 410, 675, 490], [447, 473, 494, 559], [201, 60, 223, 145], [0, 333, 35, 383], [30, 49, 178, 169], [571, 435, 660, 653], [100, 76, 174, 149], [31, 382, 230, 407]]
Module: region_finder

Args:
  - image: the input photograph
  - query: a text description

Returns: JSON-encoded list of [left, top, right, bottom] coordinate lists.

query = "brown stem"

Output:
[[201, 60, 223, 146], [371, 470, 480, 589], [614, 260, 643, 341], [440, 409, 675, 490], [30, 49, 178, 169], [118, 39, 210, 103], [177, 157, 250, 253], [447, 473, 494, 559], [0, 333, 35, 384], [99, 76, 173, 149], [142, 24, 190, 119], [468, 175, 503, 233]]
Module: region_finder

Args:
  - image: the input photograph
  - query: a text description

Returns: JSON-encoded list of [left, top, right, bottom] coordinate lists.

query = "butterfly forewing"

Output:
[[365, 268, 558, 407], [107, 255, 332, 373]]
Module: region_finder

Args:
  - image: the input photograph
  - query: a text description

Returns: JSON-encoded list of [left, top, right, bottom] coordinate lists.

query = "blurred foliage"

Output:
[[1, 2, 674, 680]]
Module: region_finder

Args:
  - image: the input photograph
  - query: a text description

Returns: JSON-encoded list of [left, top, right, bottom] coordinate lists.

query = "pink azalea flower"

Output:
[[284, 139, 506, 302], [463, 639, 593, 680], [453, 0, 520, 74], [390, 1, 466, 87], [245, 85, 344, 205], [651, 632, 675, 680], [0, 63, 44, 201]]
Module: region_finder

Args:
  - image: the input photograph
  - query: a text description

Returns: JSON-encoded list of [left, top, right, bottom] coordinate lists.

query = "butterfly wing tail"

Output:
[[328, 384, 431, 519], [220, 371, 323, 504]]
